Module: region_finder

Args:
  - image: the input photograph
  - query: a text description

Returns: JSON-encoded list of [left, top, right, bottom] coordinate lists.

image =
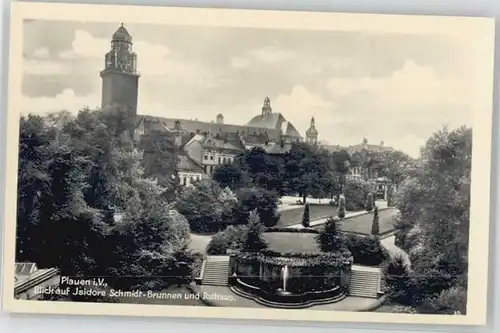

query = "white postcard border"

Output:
[[1, 1, 495, 326]]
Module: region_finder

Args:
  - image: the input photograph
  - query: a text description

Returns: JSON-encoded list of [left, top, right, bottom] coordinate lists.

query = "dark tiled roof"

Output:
[[247, 113, 282, 129], [139, 115, 276, 138], [242, 134, 269, 145], [281, 121, 302, 138], [247, 113, 302, 139], [186, 133, 245, 153], [178, 154, 204, 173]]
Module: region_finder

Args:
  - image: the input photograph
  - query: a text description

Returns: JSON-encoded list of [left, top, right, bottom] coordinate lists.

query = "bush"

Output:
[[418, 286, 467, 315], [175, 179, 238, 233], [316, 216, 347, 252], [235, 187, 280, 227], [392, 214, 415, 250], [206, 225, 248, 255], [383, 254, 411, 304], [371, 206, 380, 235], [365, 192, 374, 211], [191, 252, 205, 278], [345, 234, 389, 266], [302, 203, 310, 227], [338, 195, 346, 219]]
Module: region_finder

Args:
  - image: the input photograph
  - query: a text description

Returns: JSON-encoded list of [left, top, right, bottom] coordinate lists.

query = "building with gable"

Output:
[[100, 25, 311, 186]]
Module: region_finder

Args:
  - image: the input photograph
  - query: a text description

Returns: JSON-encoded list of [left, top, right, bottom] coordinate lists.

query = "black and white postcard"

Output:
[[1, 1, 495, 326]]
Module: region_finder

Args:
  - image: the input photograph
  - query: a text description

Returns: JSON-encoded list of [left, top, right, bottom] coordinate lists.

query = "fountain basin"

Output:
[[228, 229, 353, 308], [230, 278, 345, 308]]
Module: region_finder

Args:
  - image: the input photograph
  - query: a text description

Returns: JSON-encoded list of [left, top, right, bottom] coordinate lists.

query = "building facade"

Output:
[[100, 25, 339, 186], [184, 133, 244, 174]]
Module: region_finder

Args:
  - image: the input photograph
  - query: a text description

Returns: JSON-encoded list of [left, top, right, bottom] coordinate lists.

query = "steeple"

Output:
[[306, 116, 318, 145], [100, 23, 140, 117], [103, 23, 138, 74], [261, 96, 272, 117]]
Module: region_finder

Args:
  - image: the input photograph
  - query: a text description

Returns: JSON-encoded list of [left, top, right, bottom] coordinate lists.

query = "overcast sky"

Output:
[[22, 20, 477, 157]]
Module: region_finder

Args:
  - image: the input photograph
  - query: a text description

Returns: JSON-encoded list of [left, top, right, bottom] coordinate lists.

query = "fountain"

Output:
[[277, 265, 292, 295], [282, 265, 289, 291]]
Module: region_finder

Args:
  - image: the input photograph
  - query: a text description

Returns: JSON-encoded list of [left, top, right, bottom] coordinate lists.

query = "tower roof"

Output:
[[112, 23, 132, 43], [306, 117, 318, 136], [306, 126, 318, 136]]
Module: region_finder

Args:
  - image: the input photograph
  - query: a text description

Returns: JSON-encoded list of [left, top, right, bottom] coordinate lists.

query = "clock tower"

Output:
[[100, 23, 140, 117]]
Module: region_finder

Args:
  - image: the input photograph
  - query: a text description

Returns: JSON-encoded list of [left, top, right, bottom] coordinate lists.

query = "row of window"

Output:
[[203, 155, 234, 164]]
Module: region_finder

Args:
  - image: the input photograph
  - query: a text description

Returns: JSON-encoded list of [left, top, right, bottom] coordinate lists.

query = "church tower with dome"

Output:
[[306, 117, 318, 145], [100, 23, 140, 117]]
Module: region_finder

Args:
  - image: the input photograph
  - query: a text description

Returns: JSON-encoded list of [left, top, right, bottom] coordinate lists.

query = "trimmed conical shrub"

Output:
[[371, 205, 380, 235], [338, 195, 346, 219]]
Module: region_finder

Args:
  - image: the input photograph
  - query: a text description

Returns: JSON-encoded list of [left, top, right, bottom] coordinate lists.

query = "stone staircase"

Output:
[[201, 256, 230, 286], [349, 265, 381, 298]]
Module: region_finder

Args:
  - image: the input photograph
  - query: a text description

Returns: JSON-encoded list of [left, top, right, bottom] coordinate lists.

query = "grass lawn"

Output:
[[276, 204, 338, 227], [262, 232, 321, 253], [314, 208, 398, 235]]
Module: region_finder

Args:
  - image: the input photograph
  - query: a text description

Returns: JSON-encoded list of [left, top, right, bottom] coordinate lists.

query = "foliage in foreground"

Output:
[[16, 109, 194, 294], [390, 126, 471, 314]]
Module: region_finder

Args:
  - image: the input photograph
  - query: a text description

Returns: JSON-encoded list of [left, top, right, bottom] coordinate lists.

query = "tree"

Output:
[[371, 206, 380, 235], [16, 108, 196, 295], [394, 126, 472, 311], [283, 143, 331, 203], [365, 192, 374, 211], [235, 187, 280, 227], [302, 203, 310, 227], [237, 147, 284, 194], [316, 216, 346, 252], [212, 162, 245, 190], [344, 179, 371, 211], [331, 149, 351, 189], [16, 115, 55, 261], [175, 179, 238, 232], [139, 130, 180, 202], [386, 185, 394, 207], [378, 150, 412, 187], [240, 209, 267, 252], [338, 195, 346, 219], [350, 148, 383, 180]]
